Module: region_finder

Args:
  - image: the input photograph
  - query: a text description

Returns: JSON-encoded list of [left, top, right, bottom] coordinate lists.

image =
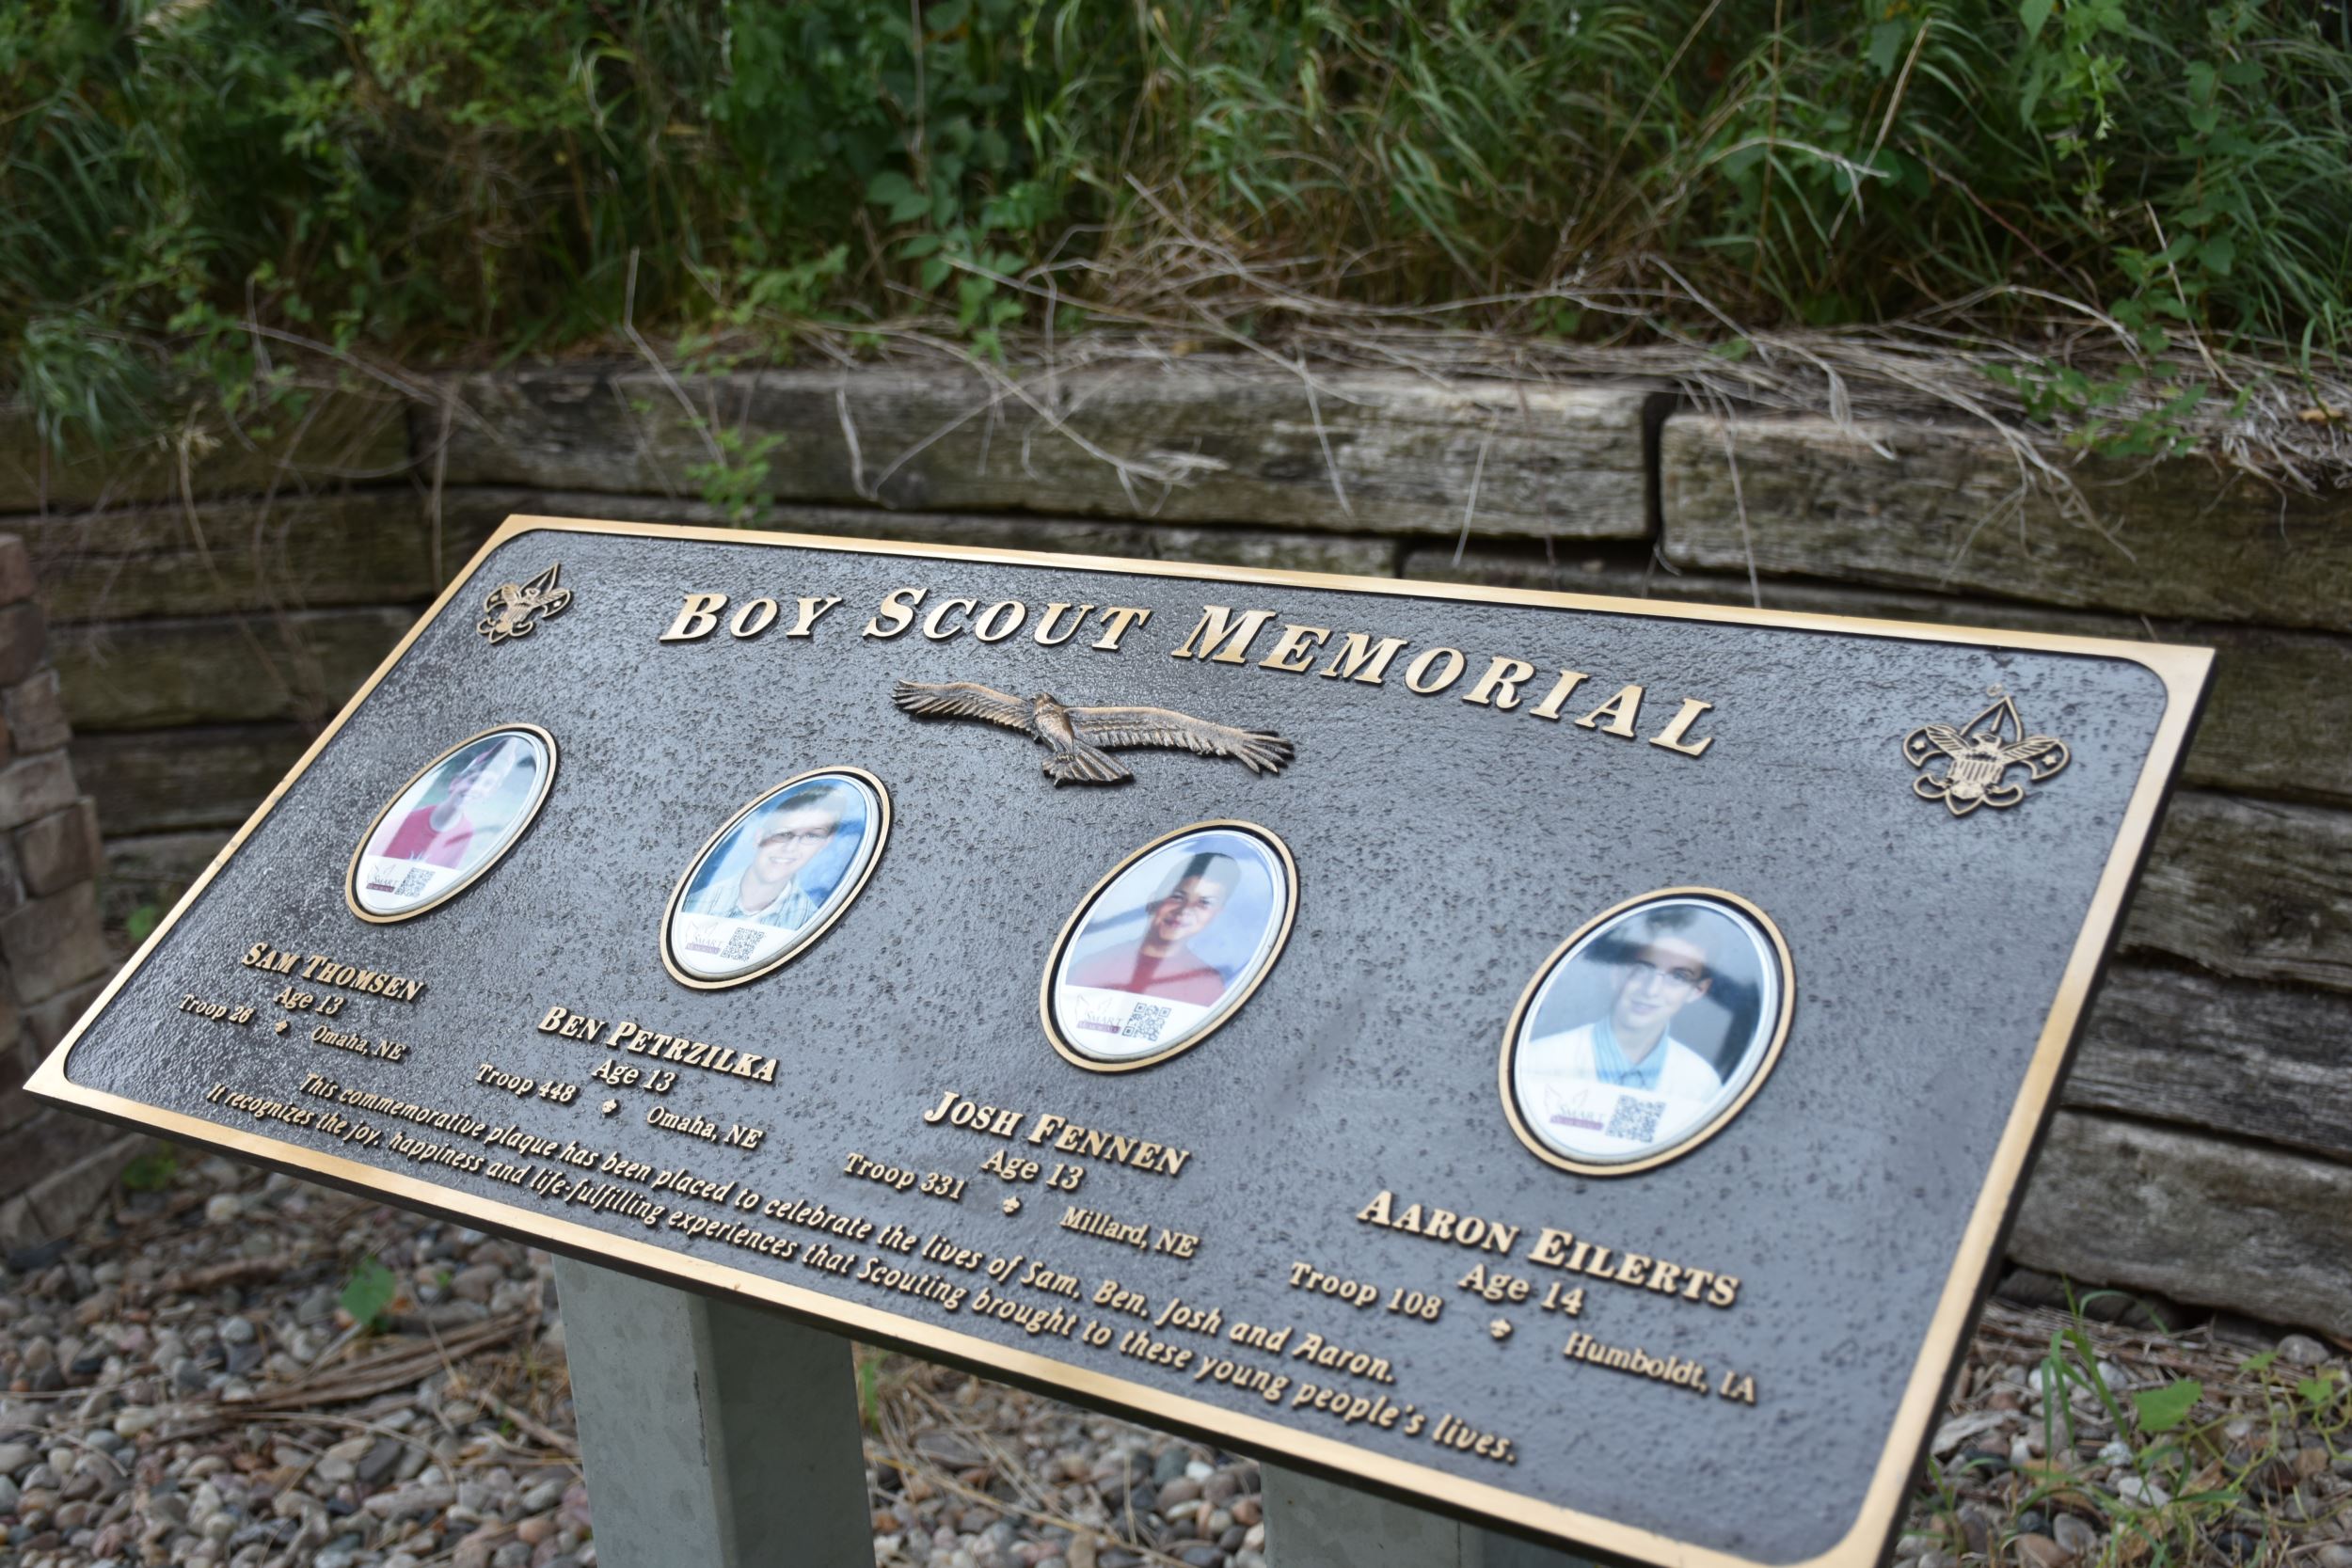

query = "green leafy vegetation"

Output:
[[2132, 1377, 2204, 1435], [4, 2, 2348, 461], [118, 1142, 180, 1192], [1916, 1294, 2350, 1568], [339, 1252, 400, 1331], [124, 901, 163, 944]]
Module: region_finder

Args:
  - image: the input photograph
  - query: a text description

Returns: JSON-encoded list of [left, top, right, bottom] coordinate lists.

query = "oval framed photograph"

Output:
[[346, 725, 559, 923], [1042, 821, 1297, 1073], [1502, 888, 1792, 1177], [661, 768, 892, 989]]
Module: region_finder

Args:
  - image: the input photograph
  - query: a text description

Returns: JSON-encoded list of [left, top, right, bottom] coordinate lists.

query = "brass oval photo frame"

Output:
[[660, 767, 893, 990], [1041, 819, 1299, 1074], [345, 723, 560, 925], [1500, 886, 1794, 1178]]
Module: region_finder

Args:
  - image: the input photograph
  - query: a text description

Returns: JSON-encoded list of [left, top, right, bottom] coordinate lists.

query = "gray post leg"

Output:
[[1263, 1465, 1594, 1568], [553, 1257, 872, 1568]]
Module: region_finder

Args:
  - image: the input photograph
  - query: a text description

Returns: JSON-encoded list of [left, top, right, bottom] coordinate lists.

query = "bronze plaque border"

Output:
[[33, 514, 2213, 1568]]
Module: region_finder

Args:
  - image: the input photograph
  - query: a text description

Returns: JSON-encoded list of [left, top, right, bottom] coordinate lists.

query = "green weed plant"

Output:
[[117, 1142, 179, 1193], [339, 1252, 400, 1332], [1917, 1288, 2350, 1568], [4, 2, 2347, 461]]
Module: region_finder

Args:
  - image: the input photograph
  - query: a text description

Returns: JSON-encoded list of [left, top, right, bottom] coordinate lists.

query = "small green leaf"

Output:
[[2133, 1377, 2201, 1433], [1867, 20, 1908, 75], [2020, 0, 2056, 42], [119, 1145, 180, 1193], [2198, 235, 2235, 277], [2159, 381, 2210, 420], [2297, 1373, 2337, 1409], [341, 1255, 399, 1328], [2241, 1349, 2279, 1373]]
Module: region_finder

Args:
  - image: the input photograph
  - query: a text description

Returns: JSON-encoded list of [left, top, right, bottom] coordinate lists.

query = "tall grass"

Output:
[[4, 1, 2348, 453]]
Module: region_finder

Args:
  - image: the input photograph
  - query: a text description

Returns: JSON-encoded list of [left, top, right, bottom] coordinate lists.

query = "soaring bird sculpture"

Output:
[[892, 680, 1295, 785]]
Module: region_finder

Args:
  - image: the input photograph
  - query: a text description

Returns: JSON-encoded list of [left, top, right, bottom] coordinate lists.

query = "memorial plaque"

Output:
[[34, 516, 2210, 1567]]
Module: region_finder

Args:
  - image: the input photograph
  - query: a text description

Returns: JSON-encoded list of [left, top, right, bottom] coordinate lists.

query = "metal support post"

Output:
[[553, 1256, 871, 1568], [1263, 1465, 1596, 1568]]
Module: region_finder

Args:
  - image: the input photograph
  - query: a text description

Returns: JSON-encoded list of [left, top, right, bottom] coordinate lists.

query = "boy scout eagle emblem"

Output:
[[1903, 688, 2070, 816], [893, 681, 1294, 785], [477, 563, 574, 645]]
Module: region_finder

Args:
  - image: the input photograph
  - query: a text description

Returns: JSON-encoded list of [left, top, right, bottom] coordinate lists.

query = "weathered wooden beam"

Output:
[[2014, 1111, 2352, 1338], [29, 485, 1413, 633], [55, 608, 415, 731], [24, 491, 442, 623], [1404, 545, 2352, 807], [2067, 964, 2352, 1163], [98, 830, 230, 931], [436, 488, 1408, 578], [74, 724, 313, 835], [0, 392, 410, 515], [2122, 794, 2352, 994], [1657, 414, 2352, 633], [437, 364, 1656, 540]]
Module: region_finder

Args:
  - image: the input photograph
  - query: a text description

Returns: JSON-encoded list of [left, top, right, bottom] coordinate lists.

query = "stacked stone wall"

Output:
[[0, 533, 142, 1251]]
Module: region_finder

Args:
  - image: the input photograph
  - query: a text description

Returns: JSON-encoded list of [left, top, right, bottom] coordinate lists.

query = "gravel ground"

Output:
[[1, 1154, 2345, 1568]]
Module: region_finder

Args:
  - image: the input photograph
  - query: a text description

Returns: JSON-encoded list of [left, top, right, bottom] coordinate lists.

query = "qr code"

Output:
[[394, 866, 435, 897], [1120, 1003, 1171, 1042], [1605, 1097, 1663, 1142], [721, 926, 764, 962]]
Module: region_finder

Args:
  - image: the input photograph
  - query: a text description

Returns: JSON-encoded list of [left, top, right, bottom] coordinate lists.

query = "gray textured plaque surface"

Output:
[[37, 516, 2208, 1568]]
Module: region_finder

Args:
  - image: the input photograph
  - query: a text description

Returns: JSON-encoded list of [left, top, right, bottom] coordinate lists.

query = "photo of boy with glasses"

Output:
[[1521, 908, 1727, 1102], [681, 784, 855, 934], [1511, 899, 1778, 1164], [665, 773, 886, 985]]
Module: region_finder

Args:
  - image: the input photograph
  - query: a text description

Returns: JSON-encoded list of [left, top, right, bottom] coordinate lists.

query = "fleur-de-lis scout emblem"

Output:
[[1902, 687, 2070, 816], [478, 563, 574, 645]]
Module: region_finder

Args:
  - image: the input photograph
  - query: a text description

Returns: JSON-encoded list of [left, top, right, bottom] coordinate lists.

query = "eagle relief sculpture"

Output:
[[1902, 688, 2070, 816], [893, 681, 1295, 785]]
